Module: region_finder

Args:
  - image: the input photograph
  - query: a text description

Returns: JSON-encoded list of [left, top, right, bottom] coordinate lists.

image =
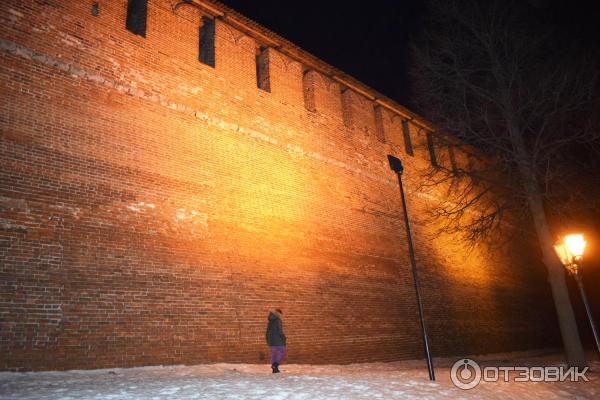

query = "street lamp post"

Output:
[[554, 234, 600, 355], [387, 154, 435, 381]]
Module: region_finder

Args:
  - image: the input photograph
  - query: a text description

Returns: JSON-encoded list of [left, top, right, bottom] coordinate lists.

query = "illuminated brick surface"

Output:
[[0, 1, 559, 370]]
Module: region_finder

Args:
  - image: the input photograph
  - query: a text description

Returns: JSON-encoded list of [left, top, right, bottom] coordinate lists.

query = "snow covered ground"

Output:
[[1, 352, 598, 399]]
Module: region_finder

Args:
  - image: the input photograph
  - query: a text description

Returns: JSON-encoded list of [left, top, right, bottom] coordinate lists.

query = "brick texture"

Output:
[[0, 0, 560, 371]]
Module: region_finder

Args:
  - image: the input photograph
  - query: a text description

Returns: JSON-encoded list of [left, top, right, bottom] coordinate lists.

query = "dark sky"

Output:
[[218, 0, 599, 107], [219, 0, 425, 105]]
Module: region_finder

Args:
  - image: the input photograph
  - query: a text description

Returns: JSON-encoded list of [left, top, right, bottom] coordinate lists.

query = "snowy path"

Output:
[[1, 355, 598, 399]]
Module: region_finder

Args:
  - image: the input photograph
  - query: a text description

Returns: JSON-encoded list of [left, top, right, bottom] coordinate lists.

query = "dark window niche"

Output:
[[302, 69, 316, 112], [199, 16, 215, 67], [256, 47, 270, 92], [426, 132, 438, 168], [374, 106, 386, 143], [126, 0, 147, 38], [401, 120, 414, 156]]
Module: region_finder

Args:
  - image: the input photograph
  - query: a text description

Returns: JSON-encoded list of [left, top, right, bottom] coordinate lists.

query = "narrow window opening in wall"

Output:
[[341, 88, 353, 128], [303, 69, 316, 112], [427, 132, 439, 168], [91, 2, 99, 16], [126, 0, 147, 37], [199, 16, 215, 67], [374, 106, 386, 143], [256, 46, 271, 92], [401, 120, 414, 156]]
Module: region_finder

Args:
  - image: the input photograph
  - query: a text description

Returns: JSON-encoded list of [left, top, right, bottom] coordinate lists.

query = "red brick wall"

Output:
[[0, 0, 559, 371]]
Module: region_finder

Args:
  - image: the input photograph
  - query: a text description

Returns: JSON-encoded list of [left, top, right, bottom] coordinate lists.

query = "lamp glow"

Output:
[[554, 233, 586, 268], [554, 232, 600, 354], [563, 234, 586, 258]]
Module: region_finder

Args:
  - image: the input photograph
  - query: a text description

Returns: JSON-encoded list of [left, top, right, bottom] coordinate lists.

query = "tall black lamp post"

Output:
[[554, 234, 600, 355], [387, 154, 435, 381]]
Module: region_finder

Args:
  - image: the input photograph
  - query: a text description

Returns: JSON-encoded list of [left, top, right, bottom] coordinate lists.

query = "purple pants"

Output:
[[270, 346, 286, 364]]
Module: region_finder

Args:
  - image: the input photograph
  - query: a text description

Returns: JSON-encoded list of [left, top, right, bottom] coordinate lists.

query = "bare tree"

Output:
[[409, 0, 600, 365]]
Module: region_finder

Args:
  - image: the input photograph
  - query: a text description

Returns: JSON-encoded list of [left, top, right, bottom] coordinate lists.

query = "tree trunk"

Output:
[[510, 126, 587, 366], [526, 185, 587, 366]]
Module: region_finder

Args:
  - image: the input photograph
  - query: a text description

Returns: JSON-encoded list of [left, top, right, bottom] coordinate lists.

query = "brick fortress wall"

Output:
[[0, 0, 560, 370]]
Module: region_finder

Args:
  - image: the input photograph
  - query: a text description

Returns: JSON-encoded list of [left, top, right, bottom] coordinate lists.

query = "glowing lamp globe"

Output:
[[564, 234, 586, 258], [554, 234, 586, 268]]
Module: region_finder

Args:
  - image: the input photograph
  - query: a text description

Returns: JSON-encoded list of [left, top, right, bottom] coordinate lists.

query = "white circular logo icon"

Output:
[[451, 358, 482, 390]]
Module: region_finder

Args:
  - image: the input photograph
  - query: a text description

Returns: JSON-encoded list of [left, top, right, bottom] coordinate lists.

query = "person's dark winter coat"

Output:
[[265, 310, 286, 346], [265, 309, 286, 373]]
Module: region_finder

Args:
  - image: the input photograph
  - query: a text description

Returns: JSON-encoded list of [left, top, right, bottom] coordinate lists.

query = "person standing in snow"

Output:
[[265, 309, 286, 373]]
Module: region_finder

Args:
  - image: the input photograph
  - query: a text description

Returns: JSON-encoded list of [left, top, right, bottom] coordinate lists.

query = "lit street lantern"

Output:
[[554, 234, 600, 355]]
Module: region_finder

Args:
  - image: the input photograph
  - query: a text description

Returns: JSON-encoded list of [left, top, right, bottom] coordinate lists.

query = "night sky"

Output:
[[218, 0, 600, 107]]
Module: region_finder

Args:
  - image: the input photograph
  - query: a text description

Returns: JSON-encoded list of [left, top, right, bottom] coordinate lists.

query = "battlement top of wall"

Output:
[[182, 0, 438, 134]]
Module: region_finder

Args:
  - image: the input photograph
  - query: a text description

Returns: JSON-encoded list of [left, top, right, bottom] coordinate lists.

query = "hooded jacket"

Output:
[[265, 310, 286, 346]]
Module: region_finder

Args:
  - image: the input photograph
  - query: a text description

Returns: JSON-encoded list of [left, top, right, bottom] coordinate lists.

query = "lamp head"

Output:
[[554, 233, 586, 275], [387, 155, 403, 174]]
